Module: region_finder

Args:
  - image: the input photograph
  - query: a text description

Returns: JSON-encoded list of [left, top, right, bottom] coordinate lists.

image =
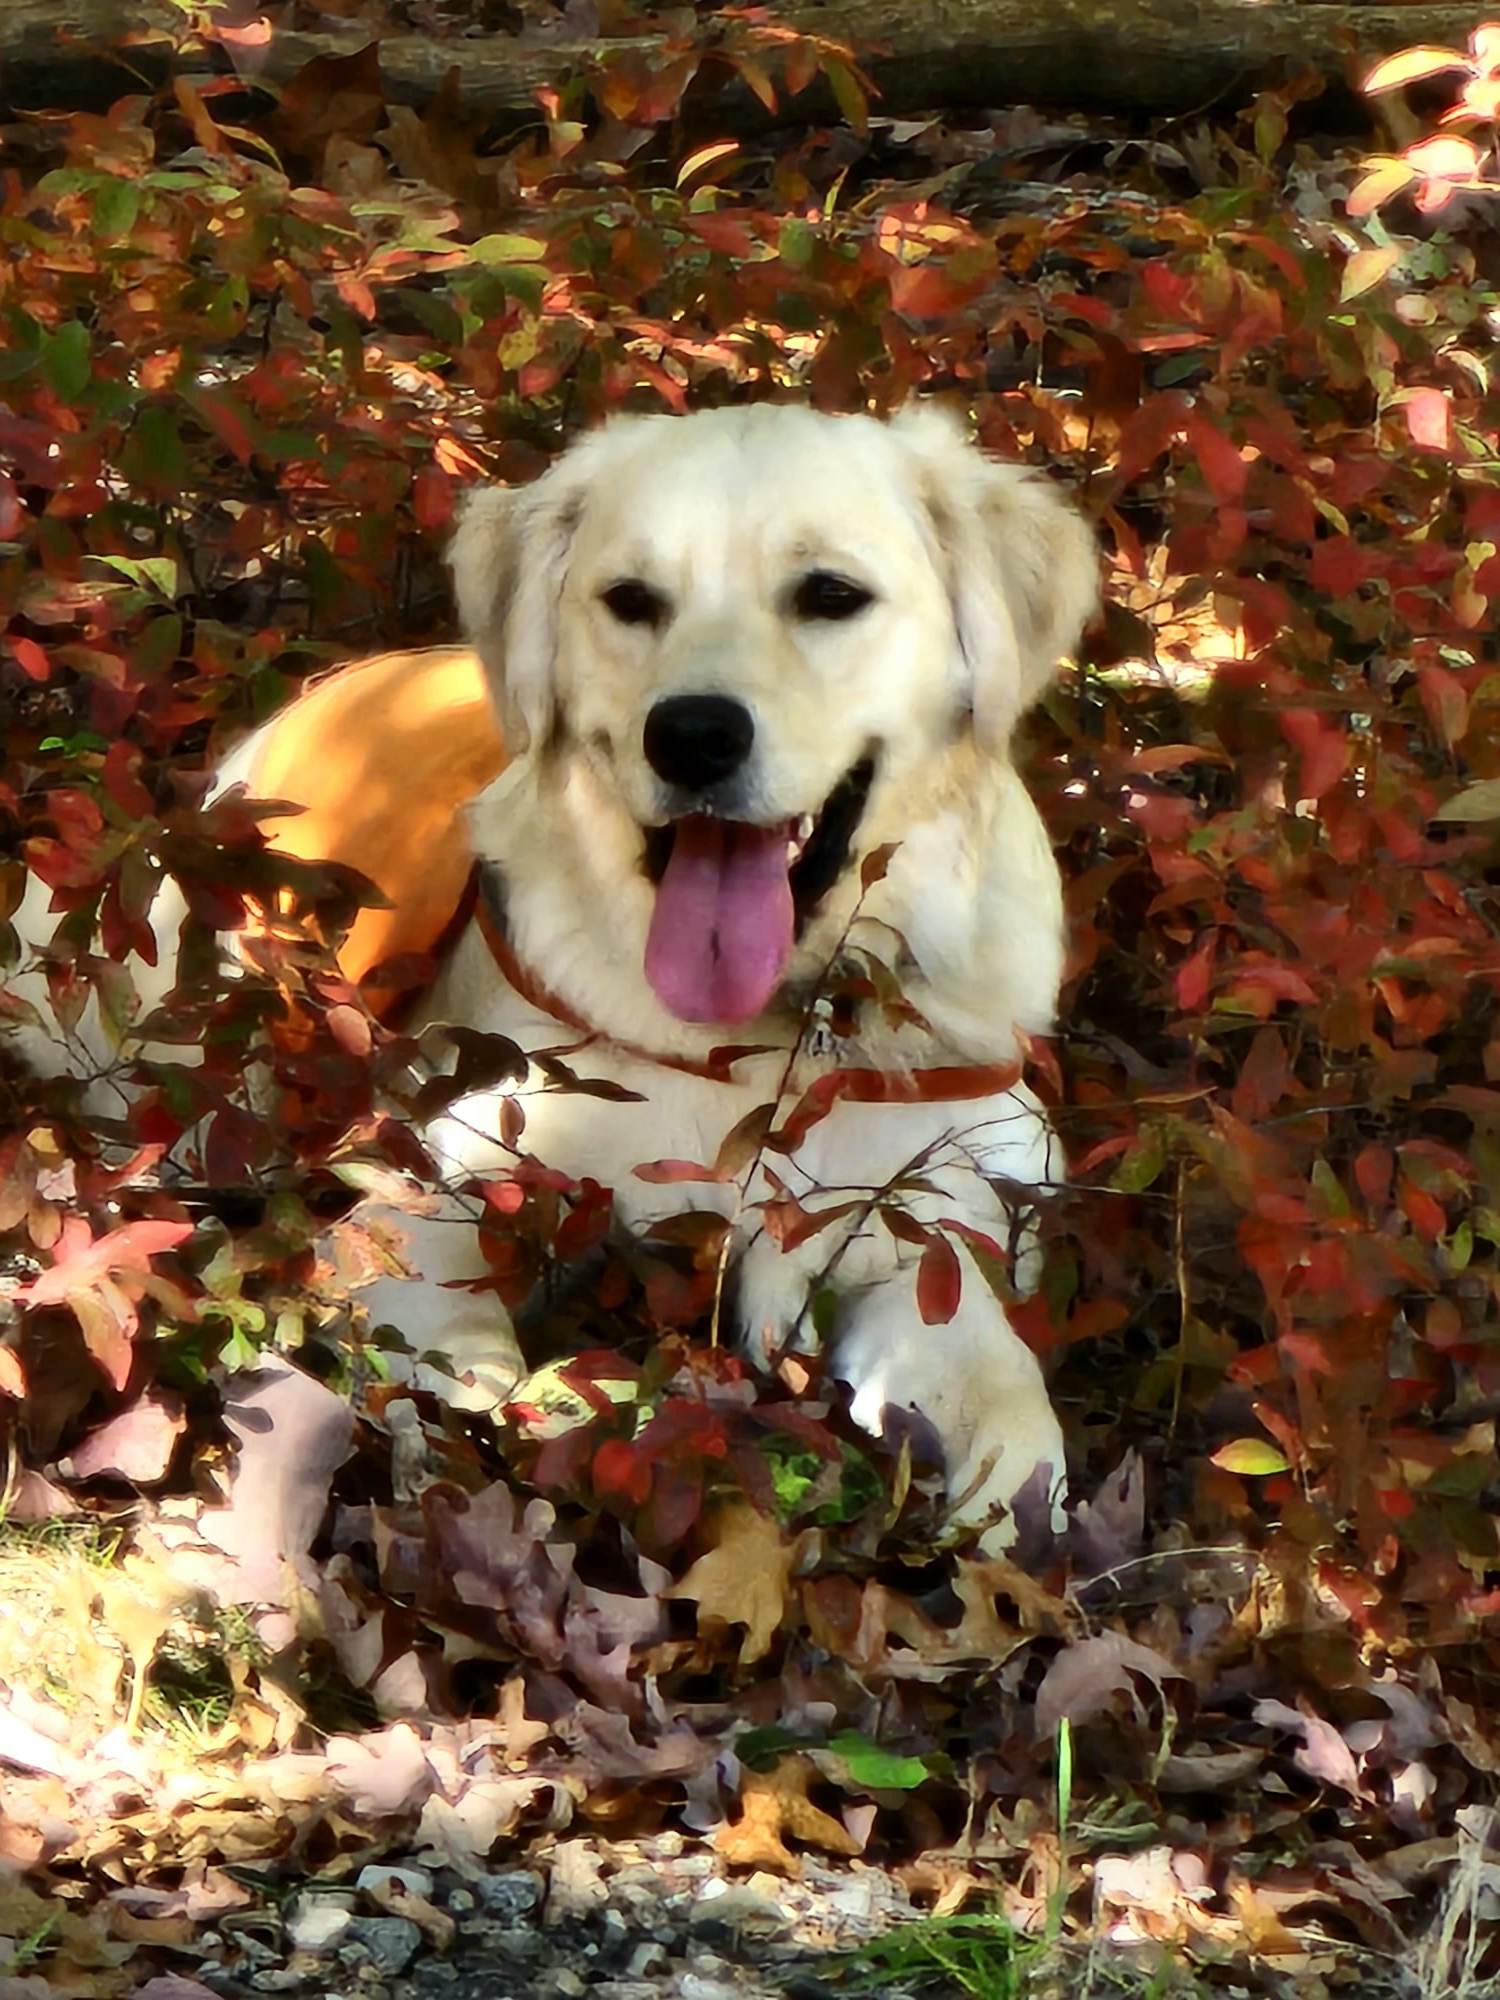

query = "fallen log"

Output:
[[1, 1, 1483, 124]]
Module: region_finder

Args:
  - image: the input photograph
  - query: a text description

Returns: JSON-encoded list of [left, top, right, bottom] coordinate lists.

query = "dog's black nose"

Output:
[[643, 694, 755, 791]]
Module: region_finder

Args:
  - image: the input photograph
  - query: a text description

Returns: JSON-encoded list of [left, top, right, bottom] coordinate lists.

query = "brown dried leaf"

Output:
[[1035, 1631, 1186, 1733], [668, 1505, 795, 1666]]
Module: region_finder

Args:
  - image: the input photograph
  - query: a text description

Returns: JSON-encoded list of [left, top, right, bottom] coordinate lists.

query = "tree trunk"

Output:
[[1, 1, 1485, 122]]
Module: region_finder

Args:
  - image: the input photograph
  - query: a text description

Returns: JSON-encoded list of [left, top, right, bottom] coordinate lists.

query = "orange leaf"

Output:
[[714, 1757, 862, 1875]]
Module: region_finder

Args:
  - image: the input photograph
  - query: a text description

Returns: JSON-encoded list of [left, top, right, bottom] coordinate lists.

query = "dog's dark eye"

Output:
[[601, 578, 668, 628], [792, 570, 874, 621]]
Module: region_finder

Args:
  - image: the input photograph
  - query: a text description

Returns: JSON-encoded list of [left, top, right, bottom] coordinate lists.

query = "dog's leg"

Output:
[[830, 1253, 1065, 1551], [353, 1202, 525, 1412]]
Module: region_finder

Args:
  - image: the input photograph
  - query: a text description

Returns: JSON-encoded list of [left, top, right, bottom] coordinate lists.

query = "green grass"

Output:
[[829, 1913, 1043, 1999]]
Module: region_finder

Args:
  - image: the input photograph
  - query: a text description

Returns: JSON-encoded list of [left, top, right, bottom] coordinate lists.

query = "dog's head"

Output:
[[450, 405, 1097, 1027]]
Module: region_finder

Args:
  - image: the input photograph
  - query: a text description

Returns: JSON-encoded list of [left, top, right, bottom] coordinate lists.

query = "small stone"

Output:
[[285, 1897, 354, 1954], [346, 1916, 423, 1977], [231, 1935, 278, 1966], [600, 1907, 630, 1944], [824, 1872, 880, 1920], [628, 1942, 670, 1978], [490, 1931, 544, 1966], [545, 1840, 610, 1924], [477, 1871, 545, 1921], [445, 1888, 475, 1915], [677, 1978, 741, 2000], [689, 1883, 783, 1932], [250, 1971, 304, 1993], [357, 1865, 435, 1902], [543, 1973, 587, 1999]]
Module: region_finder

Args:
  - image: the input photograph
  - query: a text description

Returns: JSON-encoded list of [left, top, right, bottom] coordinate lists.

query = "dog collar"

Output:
[[463, 862, 1023, 1104]]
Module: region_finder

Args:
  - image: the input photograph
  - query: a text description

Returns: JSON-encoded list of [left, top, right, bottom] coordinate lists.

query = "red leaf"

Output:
[[1354, 1144, 1394, 1205], [1398, 1180, 1446, 1240], [12, 637, 51, 682], [1418, 664, 1469, 747], [412, 465, 455, 532], [684, 212, 759, 258], [1280, 708, 1348, 800], [102, 741, 154, 820], [916, 1234, 962, 1325], [1175, 934, 1217, 1011], [1187, 410, 1247, 504], [592, 1440, 650, 1504]]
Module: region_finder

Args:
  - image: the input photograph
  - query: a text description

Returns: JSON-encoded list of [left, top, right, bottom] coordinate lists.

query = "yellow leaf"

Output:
[[1363, 46, 1467, 93], [676, 141, 740, 189], [1340, 243, 1402, 302], [1346, 159, 1416, 219], [667, 1504, 795, 1665]]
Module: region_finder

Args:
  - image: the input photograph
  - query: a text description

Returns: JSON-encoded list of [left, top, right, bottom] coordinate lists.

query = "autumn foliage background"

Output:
[[2, 3, 1500, 1984]]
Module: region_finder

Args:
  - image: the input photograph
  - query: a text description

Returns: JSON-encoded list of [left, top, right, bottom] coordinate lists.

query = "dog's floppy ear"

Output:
[[447, 442, 607, 754], [895, 406, 1099, 751]]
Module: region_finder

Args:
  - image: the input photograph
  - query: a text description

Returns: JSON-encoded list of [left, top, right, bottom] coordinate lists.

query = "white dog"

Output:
[[12, 404, 1097, 1545]]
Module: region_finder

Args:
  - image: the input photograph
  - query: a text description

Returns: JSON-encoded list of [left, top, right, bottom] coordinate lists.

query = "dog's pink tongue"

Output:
[[645, 816, 793, 1023]]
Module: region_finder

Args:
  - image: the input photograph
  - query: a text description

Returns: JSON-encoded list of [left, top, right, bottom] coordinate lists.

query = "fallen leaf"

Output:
[[715, 1756, 863, 1875], [66, 1389, 186, 1484], [668, 1504, 796, 1665], [1035, 1631, 1186, 1733]]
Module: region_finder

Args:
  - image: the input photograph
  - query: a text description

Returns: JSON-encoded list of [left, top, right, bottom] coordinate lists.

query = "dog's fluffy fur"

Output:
[[13, 404, 1098, 1545]]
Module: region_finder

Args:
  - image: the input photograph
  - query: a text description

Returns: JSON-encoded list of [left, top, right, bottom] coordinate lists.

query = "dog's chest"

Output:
[[413, 934, 1054, 1249]]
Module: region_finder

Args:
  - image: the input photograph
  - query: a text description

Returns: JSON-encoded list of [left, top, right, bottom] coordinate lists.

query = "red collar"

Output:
[[463, 864, 1023, 1104]]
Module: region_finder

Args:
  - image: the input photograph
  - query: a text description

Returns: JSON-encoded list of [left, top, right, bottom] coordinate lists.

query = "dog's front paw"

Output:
[[831, 1260, 1065, 1551]]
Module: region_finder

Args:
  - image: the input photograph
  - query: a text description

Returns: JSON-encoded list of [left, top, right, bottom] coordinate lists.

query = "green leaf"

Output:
[[1435, 779, 1500, 821], [1310, 1157, 1352, 1216], [779, 218, 817, 268], [121, 403, 187, 492], [1447, 1220, 1474, 1272], [1211, 1438, 1290, 1476], [1112, 1124, 1167, 1193], [734, 1725, 802, 1772], [42, 320, 91, 401], [93, 554, 180, 599], [469, 232, 549, 266], [827, 1733, 933, 1791], [92, 177, 140, 241], [822, 57, 868, 135]]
